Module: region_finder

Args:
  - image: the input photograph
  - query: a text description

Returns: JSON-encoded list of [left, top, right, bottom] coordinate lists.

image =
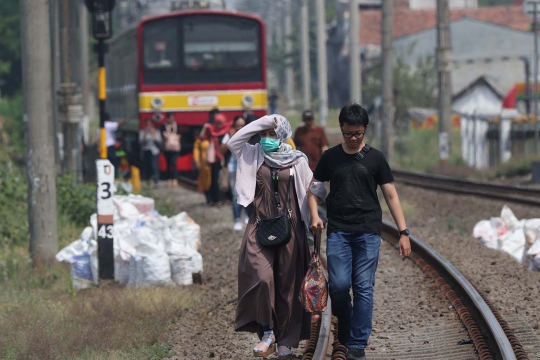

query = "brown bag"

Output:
[[165, 123, 180, 152], [219, 166, 229, 191]]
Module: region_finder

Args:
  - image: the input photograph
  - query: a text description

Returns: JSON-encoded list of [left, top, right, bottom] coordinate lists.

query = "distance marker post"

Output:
[[84, 0, 116, 280], [96, 159, 115, 279]]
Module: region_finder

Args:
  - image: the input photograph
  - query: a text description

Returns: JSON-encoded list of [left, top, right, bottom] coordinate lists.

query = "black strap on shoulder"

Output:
[[355, 143, 372, 161], [271, 168, 281, 209], [362, 144, 372, 153], [271, 167, 293, 216]]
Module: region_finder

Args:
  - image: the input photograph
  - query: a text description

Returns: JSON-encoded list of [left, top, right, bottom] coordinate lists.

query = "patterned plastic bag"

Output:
[[299, 228, 328, 313]]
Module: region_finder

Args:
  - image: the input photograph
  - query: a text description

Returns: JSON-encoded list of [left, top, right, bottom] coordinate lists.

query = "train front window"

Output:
[[183, 17, 259, 71], [143, 20, 178, 70], [142, 15, 262, 85]]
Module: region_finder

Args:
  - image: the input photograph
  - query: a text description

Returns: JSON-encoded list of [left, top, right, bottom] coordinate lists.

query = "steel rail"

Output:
[[393, 169, 540, 207], [382, 220, 517, 360]]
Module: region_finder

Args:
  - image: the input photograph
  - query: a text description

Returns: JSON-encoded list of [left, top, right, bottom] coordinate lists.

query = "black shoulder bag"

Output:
[[256, 168, 293, 248]]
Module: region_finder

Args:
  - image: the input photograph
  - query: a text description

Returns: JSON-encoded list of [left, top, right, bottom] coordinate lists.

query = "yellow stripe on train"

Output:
[[139, 90, 268, 112]]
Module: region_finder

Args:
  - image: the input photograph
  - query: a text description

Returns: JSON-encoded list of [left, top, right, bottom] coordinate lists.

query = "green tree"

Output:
[[0, 0, 22, 96]]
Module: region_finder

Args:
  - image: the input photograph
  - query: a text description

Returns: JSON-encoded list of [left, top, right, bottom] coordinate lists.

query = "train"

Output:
[[106, 8, 267, 177]]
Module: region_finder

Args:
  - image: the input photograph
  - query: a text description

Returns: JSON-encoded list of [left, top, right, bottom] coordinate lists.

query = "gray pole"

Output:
[[300, 0, 311, 110], [284, 0, 295, 107], [381, 0, 395, 162], [81, 2, 90, 153], [436, 0, 453, 163], [349, 0, 361, 103], [316, 0, 328, 126], [50, 0, 62, 169], [20, 0, 59, 265], [534, 3, 539, 154]]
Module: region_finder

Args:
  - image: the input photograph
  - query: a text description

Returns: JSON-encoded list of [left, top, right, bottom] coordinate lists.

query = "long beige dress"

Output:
[[235, 164, 311, 348]]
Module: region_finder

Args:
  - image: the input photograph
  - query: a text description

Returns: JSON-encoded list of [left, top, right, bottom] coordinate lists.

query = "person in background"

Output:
[[201, 113, 231, 205], [221, 115, 247, 231], [193, 128, 212, 203], [161, 112, 181, 188], [209, 108, 220, 123], [101, 112, 134, 176], [228, 114, 327, 360], [268, 88, 279, 114], [293, 109, 329, 172], [308, 104, 411, 360], [139, 118, 162, 188]]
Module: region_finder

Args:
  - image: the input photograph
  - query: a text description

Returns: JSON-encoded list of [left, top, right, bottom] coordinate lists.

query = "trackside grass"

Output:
[[0, 169, 198, 360]]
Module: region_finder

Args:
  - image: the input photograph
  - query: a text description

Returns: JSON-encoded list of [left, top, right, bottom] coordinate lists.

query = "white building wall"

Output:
[[408, 0, 477, 10]]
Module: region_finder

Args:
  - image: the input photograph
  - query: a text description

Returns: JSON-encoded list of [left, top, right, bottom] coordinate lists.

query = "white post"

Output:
[[316, 0, 328, 125], [300, 0, 312, 110], [349, 0, 361, 103]]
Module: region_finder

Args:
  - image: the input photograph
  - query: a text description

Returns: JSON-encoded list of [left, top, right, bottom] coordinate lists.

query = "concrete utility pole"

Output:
[[20, 0, 59, 265], [81, 2, 91, 147], [316, 0, 328, 126], [349, 0, 361, 103], [534, 3, 540, 154], [436, 0, 453, 163], [284, 0, 295, 107], [50, 0, 62, 168], [381, 0, 395, 162], [300, 0, 311, 110]]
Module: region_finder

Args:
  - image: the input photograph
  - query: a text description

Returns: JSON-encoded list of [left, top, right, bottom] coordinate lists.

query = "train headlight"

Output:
[[242, 94, 255, 109], [151, 97, 164, 109], [152, 112, 164, 122]]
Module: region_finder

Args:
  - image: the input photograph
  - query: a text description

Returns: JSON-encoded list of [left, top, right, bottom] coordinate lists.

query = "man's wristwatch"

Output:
[[399, 229, 410, 236]]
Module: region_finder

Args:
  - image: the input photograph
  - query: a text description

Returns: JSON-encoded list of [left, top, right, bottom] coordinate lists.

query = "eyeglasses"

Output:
[[341, 131, 365, 139]]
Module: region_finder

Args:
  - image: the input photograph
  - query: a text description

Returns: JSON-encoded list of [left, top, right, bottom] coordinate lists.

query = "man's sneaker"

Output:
[[346, 348, 366, 360], [233, 221, 243, 231]]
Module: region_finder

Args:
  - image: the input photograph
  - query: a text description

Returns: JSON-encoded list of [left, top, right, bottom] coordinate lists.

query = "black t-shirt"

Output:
[[313, 144, 394, 235]]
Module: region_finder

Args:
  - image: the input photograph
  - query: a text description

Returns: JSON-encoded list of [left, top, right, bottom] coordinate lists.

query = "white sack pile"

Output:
[[56, 194, 203, 290], [473, 205, 540, 270]]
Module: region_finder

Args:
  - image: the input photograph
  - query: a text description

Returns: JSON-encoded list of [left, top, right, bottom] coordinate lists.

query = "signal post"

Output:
[[84, 0, 116, 280]]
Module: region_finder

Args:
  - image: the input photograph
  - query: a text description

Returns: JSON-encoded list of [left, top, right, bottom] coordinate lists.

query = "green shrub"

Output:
[[56, 174, 96, 227]]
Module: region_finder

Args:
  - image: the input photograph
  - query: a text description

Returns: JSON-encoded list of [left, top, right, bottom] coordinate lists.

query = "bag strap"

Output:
[[270, 167, 294, 218], [271, 168, 281, 210], [314, 226, 322, 255]]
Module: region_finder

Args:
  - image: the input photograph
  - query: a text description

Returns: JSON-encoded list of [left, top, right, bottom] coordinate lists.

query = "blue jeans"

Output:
[[229, 170, 242, 221], [327, 232, 381, 350], [143, 150, 159, 184]]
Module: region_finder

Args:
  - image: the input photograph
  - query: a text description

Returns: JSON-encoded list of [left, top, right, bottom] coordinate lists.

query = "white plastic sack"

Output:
[[499, 228, 526, 264], [524, 219, 540, 245], [125, 194, 155, 214], [527, 240, 540, 270], [501, 205, 519, 231], [170, 255, 194, 286], [473, 220, 498, 250], [490, 217, 507, 238], [170, 249, 203, 286], [56, 239, 98, 289], [81, 226, 94, 243], [114, 250, 132, 285], [113, 197, 140, 220], [137, 251, 173, 287]]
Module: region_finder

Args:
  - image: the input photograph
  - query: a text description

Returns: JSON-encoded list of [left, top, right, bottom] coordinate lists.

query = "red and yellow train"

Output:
[[107, 9, 267, 175]]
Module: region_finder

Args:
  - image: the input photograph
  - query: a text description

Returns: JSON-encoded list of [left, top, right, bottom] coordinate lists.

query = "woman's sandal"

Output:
[[277, 345, 293, 360], [253, 333, 276, 357]]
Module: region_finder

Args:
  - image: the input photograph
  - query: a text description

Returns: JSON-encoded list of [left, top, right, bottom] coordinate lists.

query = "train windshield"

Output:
[[183, 16, 259, 71], [142, 15, 262, 85]]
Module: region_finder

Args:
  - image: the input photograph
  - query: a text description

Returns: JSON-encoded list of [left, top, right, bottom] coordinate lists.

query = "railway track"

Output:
[[392, 169, 540, 207], [175, 177, 533, 360], [301, 221, 530, 360]]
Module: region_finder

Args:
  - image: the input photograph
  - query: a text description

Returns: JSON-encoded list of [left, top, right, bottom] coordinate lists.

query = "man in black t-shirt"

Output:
[[308, 104, 411, 360]]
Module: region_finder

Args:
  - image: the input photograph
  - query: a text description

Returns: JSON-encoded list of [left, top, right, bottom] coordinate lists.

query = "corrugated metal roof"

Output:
[[394, 17, 534, 63]]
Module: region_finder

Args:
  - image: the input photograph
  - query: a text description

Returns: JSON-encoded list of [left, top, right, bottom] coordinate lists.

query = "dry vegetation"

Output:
[[0, 193, 198, 360]]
